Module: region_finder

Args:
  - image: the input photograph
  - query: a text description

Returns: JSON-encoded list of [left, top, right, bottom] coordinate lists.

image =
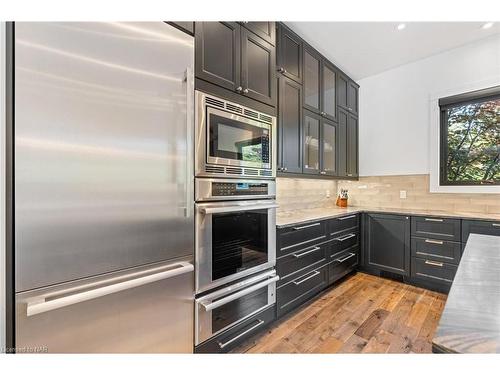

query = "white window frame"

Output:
[[429, 77, 500, 194]]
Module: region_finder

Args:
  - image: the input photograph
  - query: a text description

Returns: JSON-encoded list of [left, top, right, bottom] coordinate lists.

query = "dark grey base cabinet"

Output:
[[194, 306, 275, 353], [362, 213, 411, 276], [462, 219, 500, 242], [195, 21, 276, 109]]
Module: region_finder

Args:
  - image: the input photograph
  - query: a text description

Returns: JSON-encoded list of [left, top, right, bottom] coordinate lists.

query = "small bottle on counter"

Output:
[[336, 189, 349, 207]]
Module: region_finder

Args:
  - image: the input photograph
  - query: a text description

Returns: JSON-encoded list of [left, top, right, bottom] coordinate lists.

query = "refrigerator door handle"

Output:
[[26, 262, 194, 317], [183, 66, 194, 218]]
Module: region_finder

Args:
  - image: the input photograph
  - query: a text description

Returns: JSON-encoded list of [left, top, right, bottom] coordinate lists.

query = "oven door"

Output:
[[195, 200, 277, 293], [206, 106, 271, 169], [195, 270, 278, 346]]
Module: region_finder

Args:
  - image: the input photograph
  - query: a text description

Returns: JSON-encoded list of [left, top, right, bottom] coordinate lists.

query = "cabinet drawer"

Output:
[[194, 306, 275, 353], [277, 243, 327, 286], [278, 221, 327, 256], [330, 214, 359, 235], [411, 216, 461, 241], [328, 247, 358, 285], [462, 220, 500, 242], [277, 265, 328, 317], [411, 257, 458, 286], [330, 229, 359, 258], [411, 237, 461, 265]]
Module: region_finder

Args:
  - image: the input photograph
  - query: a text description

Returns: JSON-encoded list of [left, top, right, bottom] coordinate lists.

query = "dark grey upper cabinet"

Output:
[[195, 22, 241, 92], [277, 24, 302, 84], [321, 61, 337, 122], [241, 22, 276, 45], [337, 110, 348, 177], [303, 47, 321, 113], [278, 76, 303, 173], [346, 114, 358, 178], [320, 117, 338, 176], [363, 213, 411, 276], [241, 28, 277, 107], [338, 73, 359, 116], [302, 109, 321, 174]]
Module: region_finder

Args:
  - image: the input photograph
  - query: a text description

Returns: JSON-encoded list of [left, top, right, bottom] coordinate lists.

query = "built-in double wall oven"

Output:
[[195, 90, 276, 179], [194, 93, 278, 347]]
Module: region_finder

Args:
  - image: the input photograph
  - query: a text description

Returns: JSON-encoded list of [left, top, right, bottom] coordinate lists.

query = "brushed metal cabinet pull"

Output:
[[338, 215, 356, 221], [425, 260, 443, 267], [425, 239, 444, 245], [293, 246, 321, 258], [293, 222, 321, 231], [335, 253, 355, 263], [335, 233, 356, 242], [493, 223, 500, 227], [424, 218, 444, 222], [293, 271, 320, 286], [217, 319, 265, 349]]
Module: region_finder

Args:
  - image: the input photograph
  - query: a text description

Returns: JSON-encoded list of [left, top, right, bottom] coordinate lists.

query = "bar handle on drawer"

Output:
[[335, 253, 356, 263], [425, 239, 444, 245], [424, 218, 444, 222], [293, 271, 320, 285], [217, 319, 265, 349], [335, 233, 356, 242], [425, 260, 443, 267], [338, 215, 356, 221], [293, 222, 321, 231], [293, 246, 321, 258], [493, 223, 500, 227]]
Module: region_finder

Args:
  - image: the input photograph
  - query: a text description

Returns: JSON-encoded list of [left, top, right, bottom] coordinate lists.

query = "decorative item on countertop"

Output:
[[336, 189, 348, 207]]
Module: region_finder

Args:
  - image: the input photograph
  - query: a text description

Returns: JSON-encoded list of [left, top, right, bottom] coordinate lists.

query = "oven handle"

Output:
[[200, 275, 279, 312], [201, 203, 279, 215]]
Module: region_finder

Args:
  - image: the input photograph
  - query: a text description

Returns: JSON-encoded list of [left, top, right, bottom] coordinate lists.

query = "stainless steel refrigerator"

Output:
[[13, 22, 194, 353]]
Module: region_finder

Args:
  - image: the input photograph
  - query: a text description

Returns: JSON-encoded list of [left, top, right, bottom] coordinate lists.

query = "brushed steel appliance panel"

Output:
[[195, 199, 277, 294], [14, 22, 194, 292], [16, 259, 194, 353], [195, 269, 277, 345], [195, 90, 277, 179], [195, 178, 276, 202]]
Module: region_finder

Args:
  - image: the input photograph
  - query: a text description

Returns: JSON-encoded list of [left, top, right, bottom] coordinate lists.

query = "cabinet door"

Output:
[[240, 28, 277, 107], [303, 47, 321, 113], [346, 114, 358, 178], [337, 74, 348, 109], [278, 76, 302, 173], [364, 214, 411, 276], [348, 81, 359, 115], [241, 22, 275, 45], [302, 109, 320, 174], [321, 62, 337, 121], [195, 22, 241, 92], [277, 24, 302, 84], [320, 118, 338, 176], [337, 109, 348, 177]]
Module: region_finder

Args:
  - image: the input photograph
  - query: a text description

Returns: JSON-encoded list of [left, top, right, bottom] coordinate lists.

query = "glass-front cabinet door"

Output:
[[303, 48, 321, 112], [303, 110, 320, 174], [320, 118, 337, 176], [322, 62, 337, 121]]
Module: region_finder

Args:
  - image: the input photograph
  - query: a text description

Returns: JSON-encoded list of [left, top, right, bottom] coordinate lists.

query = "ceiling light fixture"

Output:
[[397, 23, 406, 31], [482, 22, 494, 29]]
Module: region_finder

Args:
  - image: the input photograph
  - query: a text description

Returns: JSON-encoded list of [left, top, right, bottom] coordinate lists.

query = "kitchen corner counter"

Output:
[[276, 206, 500, 227], [432, 234, 500, 353]]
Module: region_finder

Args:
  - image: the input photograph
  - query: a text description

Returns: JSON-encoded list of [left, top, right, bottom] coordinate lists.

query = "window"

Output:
[[439, 86, 500, 186]]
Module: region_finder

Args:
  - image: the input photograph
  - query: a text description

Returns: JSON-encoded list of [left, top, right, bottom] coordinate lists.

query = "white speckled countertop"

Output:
[[276, 206, 500, 227]]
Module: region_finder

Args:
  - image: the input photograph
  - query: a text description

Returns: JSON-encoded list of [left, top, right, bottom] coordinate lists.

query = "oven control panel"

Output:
[[212, 182, 269, 197]]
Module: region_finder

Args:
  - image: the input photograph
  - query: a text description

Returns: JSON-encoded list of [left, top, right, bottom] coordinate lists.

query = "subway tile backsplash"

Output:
[[276, 174, 499, 215]]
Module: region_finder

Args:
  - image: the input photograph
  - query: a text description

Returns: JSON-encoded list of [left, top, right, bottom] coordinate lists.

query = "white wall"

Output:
[[358, 33, 500, 177]]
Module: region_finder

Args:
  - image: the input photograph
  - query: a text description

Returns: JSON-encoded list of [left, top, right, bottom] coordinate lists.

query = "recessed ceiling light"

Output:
[[397, 23, 406, 31], [482, 22, 494, 29]]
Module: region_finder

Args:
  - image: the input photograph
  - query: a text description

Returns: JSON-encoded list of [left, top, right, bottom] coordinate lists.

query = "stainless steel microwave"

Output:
[[195, 91, 276, 179]]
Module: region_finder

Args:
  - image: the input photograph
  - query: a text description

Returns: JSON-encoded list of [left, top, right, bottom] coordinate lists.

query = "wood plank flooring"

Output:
[[232, 272, 447, 354]]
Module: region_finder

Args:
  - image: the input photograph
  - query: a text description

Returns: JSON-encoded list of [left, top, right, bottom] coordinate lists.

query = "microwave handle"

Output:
[[200, 275, 279, 312], [201, 203, 279, 215]]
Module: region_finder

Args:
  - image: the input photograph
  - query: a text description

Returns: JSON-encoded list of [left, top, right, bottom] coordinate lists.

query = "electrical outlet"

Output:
[[326, 190, 330, 198], [400, 190, 407, 199]]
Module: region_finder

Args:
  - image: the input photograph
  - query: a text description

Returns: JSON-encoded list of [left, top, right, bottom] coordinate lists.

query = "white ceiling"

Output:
[[286, 22, 500, 81]]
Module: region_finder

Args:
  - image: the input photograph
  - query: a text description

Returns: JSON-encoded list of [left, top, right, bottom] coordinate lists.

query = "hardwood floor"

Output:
[[232, 272, 447, 354]]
